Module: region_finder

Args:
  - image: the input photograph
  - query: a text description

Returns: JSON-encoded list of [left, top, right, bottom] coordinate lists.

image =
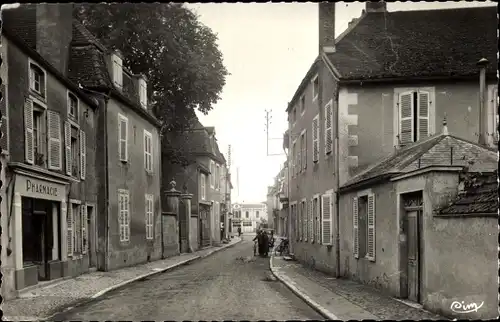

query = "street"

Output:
[[51, 238, 324, 321]]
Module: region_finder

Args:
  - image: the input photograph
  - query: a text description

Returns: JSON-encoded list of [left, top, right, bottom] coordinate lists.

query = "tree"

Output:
[[74, 3, 228, 164]]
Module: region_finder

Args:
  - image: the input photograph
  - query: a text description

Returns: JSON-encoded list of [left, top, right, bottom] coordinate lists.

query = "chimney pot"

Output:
[[476, 57, 489, 67], [366, 1, 387, 13], [442, 114, 448, 135]]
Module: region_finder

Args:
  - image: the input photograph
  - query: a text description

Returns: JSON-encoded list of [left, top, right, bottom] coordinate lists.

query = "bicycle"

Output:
[[274, 238, 289, 256]]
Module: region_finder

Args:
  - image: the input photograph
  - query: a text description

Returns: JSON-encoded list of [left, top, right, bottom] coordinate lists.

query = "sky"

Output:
[[185, 1, 495, 204]]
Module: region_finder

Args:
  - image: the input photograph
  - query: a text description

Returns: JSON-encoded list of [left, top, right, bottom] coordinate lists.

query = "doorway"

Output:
[[406, 209, 422, 303], [87, 205, 97, 269]]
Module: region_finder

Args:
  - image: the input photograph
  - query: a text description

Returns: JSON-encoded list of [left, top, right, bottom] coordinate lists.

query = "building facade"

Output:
[[232, 203, 268, 233], [0, 24, 99, 298]]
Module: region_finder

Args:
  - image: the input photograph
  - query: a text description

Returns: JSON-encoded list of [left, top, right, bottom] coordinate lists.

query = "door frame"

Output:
[[400, 203, 423, 303], [85, 203, 97, 269]]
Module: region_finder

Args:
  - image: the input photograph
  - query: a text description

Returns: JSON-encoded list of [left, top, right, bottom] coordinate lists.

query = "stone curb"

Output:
[[41, 238, 243, 321], [269, 255, 340, 321]]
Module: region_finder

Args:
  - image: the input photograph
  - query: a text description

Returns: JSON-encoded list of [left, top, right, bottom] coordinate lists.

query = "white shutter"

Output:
[[24, 99, 34, 164], [303, 130, 307, 170], [47, 111, 62, 170], [64, 122, 71, 175], [298, 136, 303, 172], [81, 204, 88, 254], [315, 198, 321, 242], [80, 130, 86, 179], [312, 116, 319, 162], [353, 197, 359, 259], [367, 193, 376, 261], [399, 92, 414, 145], [67, 204, 73, 256], [304, 201, 308, 241], [417, 91, 430, 140], [321, 193, 332, 245], [295, 205, 299, 241], [309, 200, 313, 243], [324, 101, 333, 154], [119, 193, 124, 241], [125, 193, 130, 241], [119, 116, 128, 162]]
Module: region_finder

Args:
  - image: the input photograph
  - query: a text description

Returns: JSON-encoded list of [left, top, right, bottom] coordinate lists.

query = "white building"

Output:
[[231, 202, 267, 233]]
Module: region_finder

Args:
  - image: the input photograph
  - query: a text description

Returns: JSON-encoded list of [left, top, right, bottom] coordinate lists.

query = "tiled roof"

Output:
[[327, 6, 497, 81], [341, 134, 498, 190], [1, 5, 37, 49], [68, 45, 111, 88], [438, 171, 498, 215]]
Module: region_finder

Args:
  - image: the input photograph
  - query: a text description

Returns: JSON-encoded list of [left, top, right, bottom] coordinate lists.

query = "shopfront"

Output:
[[12, 171, 69, 290]]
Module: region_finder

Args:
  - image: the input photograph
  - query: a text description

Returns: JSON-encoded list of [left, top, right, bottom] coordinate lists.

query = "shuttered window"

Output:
[[292, 141, 297, 177], [47, 111, 62, 170], [81, 204, 88, 254], [321, 193, 332, 245], [298, 135, 303, 172], [294, 205, 299, 242], [74, 204, 81, 254], [301, 130, 307, 171], [367, 193, 376, 261], [67, 203, 74, 256], [399, 90, 430, 145], [324, 100, 333, 154], [303, 200, 308, 242], [145, 194, 154, 240], [0, 84, 9, 154], [312, 115, 319, 162], [215, 165, 220, 190], [399, 92, 413, 145], [64, 122, 72, 175], [24, 99, 35, 164], [144, 130, 153, 172], [119, 190, 130, 242], [314, 197, 321, 242], [417, 91, 430, 140], [80, 130, 86, 179], [309, 200, 313, 243], [200, 174, 207, 200], [353, 197, 359, 258], [210, 161, 215, 187], [118, 114, 128, 162]]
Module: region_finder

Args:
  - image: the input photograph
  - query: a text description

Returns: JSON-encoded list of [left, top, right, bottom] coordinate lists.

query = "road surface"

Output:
[[51, 238, 324, 320]]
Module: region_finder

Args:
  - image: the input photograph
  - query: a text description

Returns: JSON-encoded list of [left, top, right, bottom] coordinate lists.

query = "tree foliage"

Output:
[[74, 3, 228, 165]]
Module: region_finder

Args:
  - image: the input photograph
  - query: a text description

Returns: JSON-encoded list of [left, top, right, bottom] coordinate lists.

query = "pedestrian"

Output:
[[261, 230, 269, 257], [237, 226, 242, 237], [268, 230, 275, 251], [253, 230, 261, 256]]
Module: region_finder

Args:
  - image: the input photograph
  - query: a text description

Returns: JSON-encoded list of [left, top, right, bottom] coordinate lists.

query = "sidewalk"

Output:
[[1, 237, 241, 321], [270, 255, 446, 321]]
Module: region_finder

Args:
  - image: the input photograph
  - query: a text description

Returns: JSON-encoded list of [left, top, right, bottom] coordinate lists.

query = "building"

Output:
[[3, 4, 163, 272], [1, 18, 99, 298], [266, 163, 287, 235], [284, 2, 497, 276], [338, 131, 497, 319], [232, 203, 268, 233]]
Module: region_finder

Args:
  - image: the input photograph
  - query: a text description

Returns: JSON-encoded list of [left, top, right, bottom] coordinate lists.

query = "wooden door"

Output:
[[407, 210, 421, 303]]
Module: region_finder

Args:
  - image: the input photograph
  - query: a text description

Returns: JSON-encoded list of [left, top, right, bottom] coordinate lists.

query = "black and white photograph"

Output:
[[0, 1, 498, 321]]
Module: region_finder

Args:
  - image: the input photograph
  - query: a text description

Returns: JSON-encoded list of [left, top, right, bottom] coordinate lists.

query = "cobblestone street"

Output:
[[50, 239, 323, 320]]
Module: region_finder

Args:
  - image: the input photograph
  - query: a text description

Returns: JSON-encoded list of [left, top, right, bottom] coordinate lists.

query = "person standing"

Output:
[[261, 231, 269, 257], [237, 226, 242, 237]]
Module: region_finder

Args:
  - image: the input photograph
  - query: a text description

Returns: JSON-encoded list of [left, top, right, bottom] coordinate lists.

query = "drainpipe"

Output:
[[477, 58, 489, 146], [334, 83, 341, 278]]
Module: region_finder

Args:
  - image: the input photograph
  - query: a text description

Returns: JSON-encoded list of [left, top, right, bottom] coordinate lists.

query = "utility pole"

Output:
[[264, 109, 285, 156]]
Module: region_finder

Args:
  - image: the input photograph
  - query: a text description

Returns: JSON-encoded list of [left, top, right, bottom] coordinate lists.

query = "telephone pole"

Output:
[[264, 109, 285, 156]]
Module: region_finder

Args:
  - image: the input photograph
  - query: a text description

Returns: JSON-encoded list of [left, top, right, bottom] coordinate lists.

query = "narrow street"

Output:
[[51, 237, 324, 321]]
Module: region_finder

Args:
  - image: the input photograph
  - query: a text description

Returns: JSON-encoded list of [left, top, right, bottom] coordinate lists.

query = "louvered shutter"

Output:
[[24, 99, 34, 164], [399, 92, 414, 145], [309, 200, 313, 243], [47, 111, 62, 170], [299, 204, 303, 240], [64, 122, 72, 175], [80, 130, 86, 179], [298, 136, 302, 172], [316, 198, 321, 242], [81, 204, 88, 254], [145, 194, 149, 239], [312, 116, 319, 162], [353, 197, 359, 258], [367, 193, 376, 261], [324, 101, 333, 154], [295, 205, 299, 241], [0, 84, 9, 153], [67, 204, 73, 256], [303, 130, 307, 170], [125, 194, 130, 241], [417, 91, 430, 140], [321, 194, 332, 245], [119, 194, 124, 241], [304, 201, 308, 241]]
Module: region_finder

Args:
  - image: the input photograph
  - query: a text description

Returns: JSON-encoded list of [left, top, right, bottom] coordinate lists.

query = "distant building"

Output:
[[231, 202, 268, 233]]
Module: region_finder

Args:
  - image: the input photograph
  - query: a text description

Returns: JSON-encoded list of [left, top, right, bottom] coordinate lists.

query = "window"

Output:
[[119, 190, 130, 242], [313, 196, 321, 242], [292, 108, 297, 125], [144, 130, 153, 172], [81, 204, 88, 254], [112, 54, 123, 90], [256, 211, 259, 218], [398, 90, 430, 145], [291, 140, 296, 177], [308, 199, 313, 243], [29, 63, 46, 98], [321, 193, 332, 245], [72, 203, 81, 255], [246, 211, 249, 218], [215, 165, 220, 190], [300, 95, 306, 115], [489, 85, 498, 145], [70, 127, 79, 177], [200, 174, 207, 200], [353, 193, 375, 261], [64, 121, 83, 178], [140, 82, 147, 108], [302, 200, 307, 241], [312, 115, 320, 162], [145, 194, 154, 240], [210, 161, 215, 188], [118, 114, 128, 162], [324, 100, 333, 154], [312, 75, 319, 101], [33, 108, 43, 165], [300, 130, 307, 171], [80, 130, 86, 180], [67, 203, 74, 256], [68, 92, 78, 120]]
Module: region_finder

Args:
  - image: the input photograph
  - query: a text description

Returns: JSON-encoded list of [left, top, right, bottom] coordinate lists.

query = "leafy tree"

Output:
[[74, 3, 228, 165]]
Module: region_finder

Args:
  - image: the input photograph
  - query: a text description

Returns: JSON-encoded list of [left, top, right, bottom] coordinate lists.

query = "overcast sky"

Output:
[[186, 1, 495, 204]]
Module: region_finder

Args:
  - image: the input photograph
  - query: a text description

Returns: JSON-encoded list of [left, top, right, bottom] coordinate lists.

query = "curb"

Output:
[[269, 255, 339, 321], [44, 239, 243, 320]]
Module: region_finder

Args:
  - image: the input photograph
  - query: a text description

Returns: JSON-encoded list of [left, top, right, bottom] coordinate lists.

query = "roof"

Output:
[[438, 171, 498, 216], [327, 6, 497, 81], [286, 57, 322, 112], [340, 134, 498, 191]]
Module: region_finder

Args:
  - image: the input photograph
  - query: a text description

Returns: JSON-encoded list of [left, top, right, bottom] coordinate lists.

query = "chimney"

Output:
[[442, 114, 448, 135], [319, 2, 336, 54], [35, 4, 74, 75], [477, 58, 489, 146], [366, 1, 387, 13]]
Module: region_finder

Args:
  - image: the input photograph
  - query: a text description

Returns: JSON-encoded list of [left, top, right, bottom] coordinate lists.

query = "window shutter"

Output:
[[80, 130, 86, 180], [309, 200, 313, 243], [417, 91, 430, 140], [295, 205, 299, 242], [353, 197, 359, 259], [47, 111, 62, 170], [316, 198, 321, 242], [67, 204, 73, 256], [304, 201, 308, 242], [399, 92, 414, 145], [119, 194, 124, 241], [303, 130, 307, 170], [24, 99, 34, 164], [321, 193, 332, 245], [298, 138, 302, 172], [149, 135, 153, 171], [312, 116, 319, 162], [64, 122, 71, 175], [324, 101, 333, 154], [81, 204, 88, 254], [125, 194, 130, 241], [367, 193, 376, 261], [119, 117, 128, 162]]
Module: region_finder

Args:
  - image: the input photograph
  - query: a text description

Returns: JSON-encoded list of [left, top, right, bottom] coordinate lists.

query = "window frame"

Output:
[[67, 90, 79, 121], [144, 129, 153, 172], [300, 94, 306, 115], [200, 173, 207, 200], [311, 74, 319, 102], [353, 190, 376, 261], [118, 189, 130, 242], [210, 160, 215, 188], [28, 59, 47, 100], [145, 194, 154, 240], [118, 113, 129, 162]]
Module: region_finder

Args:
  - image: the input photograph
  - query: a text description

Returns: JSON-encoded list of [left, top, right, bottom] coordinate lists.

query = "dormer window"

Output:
[[68, 92, 79, 120], [29, 62, 46, 98], [312, 75, 319, 102], [111, 52, 123, 90], [139, 77, 147, 109]]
